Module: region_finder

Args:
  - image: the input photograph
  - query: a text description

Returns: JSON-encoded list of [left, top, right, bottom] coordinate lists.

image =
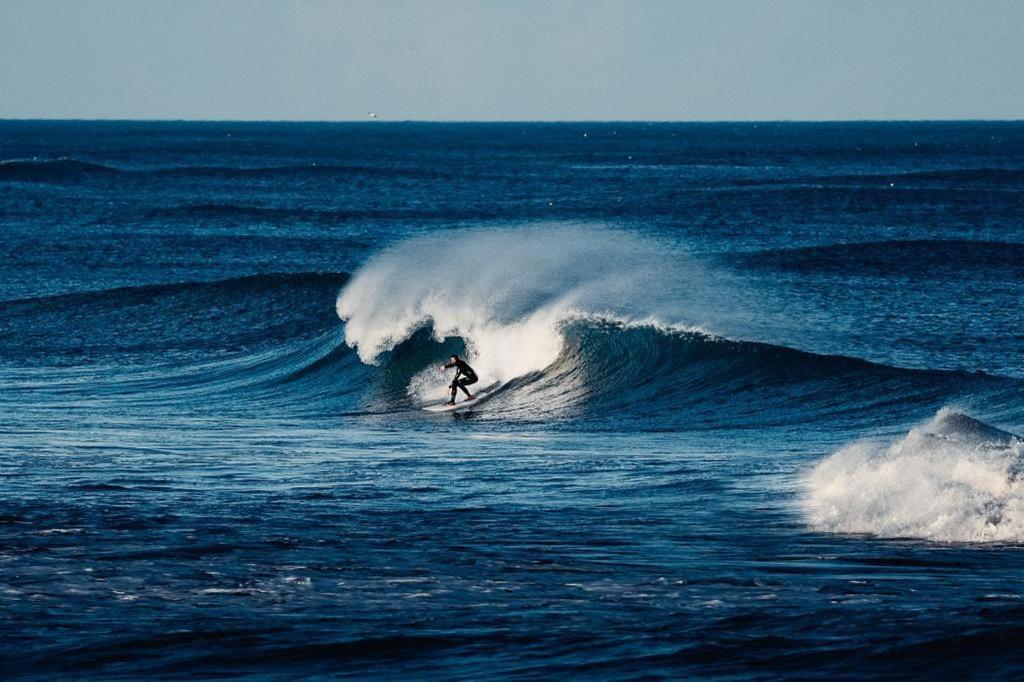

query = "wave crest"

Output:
[[336, 226, 707, 399]]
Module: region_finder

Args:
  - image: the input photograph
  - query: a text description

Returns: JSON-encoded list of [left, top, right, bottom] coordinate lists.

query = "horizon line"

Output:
[[2, 117, 1023, 125]]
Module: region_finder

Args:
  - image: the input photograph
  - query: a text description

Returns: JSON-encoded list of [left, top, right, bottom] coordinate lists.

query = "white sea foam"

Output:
[[804, 408, 1024, 543], [336, 225, 712, 400]]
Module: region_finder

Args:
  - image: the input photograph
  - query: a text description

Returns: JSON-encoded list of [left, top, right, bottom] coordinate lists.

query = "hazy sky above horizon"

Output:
[[1, 0, 1021, 120]]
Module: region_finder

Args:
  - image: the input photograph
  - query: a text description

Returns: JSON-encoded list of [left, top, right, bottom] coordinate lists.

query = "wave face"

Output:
[[805, 409, 1024, 542]]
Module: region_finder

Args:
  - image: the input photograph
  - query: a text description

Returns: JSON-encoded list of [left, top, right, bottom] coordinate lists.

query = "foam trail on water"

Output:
[[336, 225, 708, 400], [804, 408, 1024, 543]]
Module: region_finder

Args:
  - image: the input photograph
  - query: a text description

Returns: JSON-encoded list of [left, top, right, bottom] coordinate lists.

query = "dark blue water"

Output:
[[2, 121, 1024, 678]]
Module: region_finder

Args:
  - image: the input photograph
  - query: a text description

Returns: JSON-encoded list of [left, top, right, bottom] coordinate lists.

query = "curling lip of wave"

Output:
[[336, 226, 717, 400]]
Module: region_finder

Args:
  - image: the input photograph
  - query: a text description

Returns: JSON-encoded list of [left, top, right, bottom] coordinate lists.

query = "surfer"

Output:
[[442, 354, 477, 404]]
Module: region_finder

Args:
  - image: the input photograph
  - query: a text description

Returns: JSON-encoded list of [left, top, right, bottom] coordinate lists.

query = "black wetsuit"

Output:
[[445, 358, 478, 401]]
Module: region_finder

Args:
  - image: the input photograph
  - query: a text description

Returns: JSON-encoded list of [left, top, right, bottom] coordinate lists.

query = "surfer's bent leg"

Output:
[[458, 376, 477, 398]]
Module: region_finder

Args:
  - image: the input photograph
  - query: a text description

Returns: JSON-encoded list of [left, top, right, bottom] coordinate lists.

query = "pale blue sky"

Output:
[[1, 0, 1021, 120]]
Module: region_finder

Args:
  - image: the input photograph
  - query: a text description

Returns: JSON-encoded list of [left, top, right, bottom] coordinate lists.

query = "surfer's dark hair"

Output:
[[450, 353, 459, 360]]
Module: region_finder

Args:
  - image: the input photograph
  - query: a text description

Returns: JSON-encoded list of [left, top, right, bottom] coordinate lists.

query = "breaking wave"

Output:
[[335, 226, 718, 402], [3, 228, 1016, 430], [334, 226, 1014, 423]]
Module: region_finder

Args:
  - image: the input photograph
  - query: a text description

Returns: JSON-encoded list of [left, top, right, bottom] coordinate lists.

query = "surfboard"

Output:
[[423, 390, 490, 413]]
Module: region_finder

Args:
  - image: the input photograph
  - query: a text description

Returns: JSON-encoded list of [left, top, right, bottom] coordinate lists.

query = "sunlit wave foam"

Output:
[[336, 225, 713, 403]]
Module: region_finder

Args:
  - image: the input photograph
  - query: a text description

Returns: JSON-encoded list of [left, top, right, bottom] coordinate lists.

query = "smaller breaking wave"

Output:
[[804, 409, 1024, 543]]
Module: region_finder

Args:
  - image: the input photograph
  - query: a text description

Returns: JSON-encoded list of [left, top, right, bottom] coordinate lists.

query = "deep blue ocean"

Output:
[[2, 121, 1024, 679]]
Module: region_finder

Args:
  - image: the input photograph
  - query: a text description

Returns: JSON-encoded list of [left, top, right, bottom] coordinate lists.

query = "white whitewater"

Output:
[[805, 408, 1024, 543]]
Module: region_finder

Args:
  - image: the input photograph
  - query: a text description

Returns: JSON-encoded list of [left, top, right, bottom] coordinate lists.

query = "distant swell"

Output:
[[150, 163, 448, 179], [142, 203, 502, 224], [888, 167, 1024, 184], [738, 167, 1024, 189], [0, 157, 448, 184], [0, 272, 349, 364], [741, 240, 1024, 276], [0, 157, 122, 183]]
